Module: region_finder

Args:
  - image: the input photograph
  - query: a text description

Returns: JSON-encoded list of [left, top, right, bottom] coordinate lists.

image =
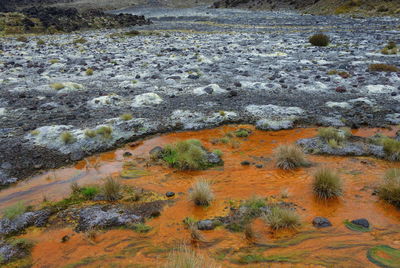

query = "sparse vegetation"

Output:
[[2, 202, 27, 219], [131, 223, 152, 233], [378, 169, 400, 208], [120, 113, 133, 121], [60, 131, 76, 144], [73, 37, 87, 44], [309, 33, 330, 47], [313, 167, 343, 199], [263, 206, 300, 230], [318, 127, 351, 146], [162, 139, 213, 170], [163, 245, 220, 268], [102, 177, 121, 202], [16, 36, 28, 43], [381, 41, 397, 55], [234, 128, 251, 138], [189, 179, 214, 206], [49, 59, 59, 64], [369, 64, 399, 72], [81, 186, 100, 200], [274, 144, 310, 170], [96, 126, 113, 139]]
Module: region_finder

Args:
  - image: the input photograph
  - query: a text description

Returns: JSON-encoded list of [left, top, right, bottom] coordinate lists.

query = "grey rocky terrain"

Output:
[[0, 6, 399, 186]]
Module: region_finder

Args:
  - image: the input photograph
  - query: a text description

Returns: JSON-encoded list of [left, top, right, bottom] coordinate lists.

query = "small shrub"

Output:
[[263, 206, 300, 230], [120, 113, 133, 121], [381, 137, 400, 161], [163, 245, 220, 268], [369, 64, 399, 72], [378, 169, 400, 208], [85, 68, 94, 76], [274, 144, 310, 170], [162, 139, 209, 170], [60, 131, 76, 144], [3, 202, 27, 219], [50, 83, 65, 90], [102, 177, 121, 201], [73, 37, 87, 44], [84, 129, 97, 138], [189, 179, 214, 206], [37, 39, 45, 46], [309, 33, 330, 47], [96, 126, 113, 139], [313, 167, 343, 199]]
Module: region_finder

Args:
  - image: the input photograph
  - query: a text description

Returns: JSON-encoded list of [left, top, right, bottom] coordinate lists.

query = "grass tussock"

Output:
[[162, 139, 209, 170], [378, 168, 400, 208], [381, 137, 400, 161], [85, 68, 94, 76], [309, 33, 330, 47], [120, 113, 133, 121], [263, 206, 300, 230], [84, 129, 97, 138], [369, 64, 399, 72], [313, 167, 343, 199], [2, 202, 27, 220], [163, 245, 220, 268], [102, 177, 121, 202], [274, 144, 310, 170], [96, 126, 113, 139], [60, 131, 76, 144], [189, 179, 214, 206], [381, 41, 398, 55], [318, 127, 351, 147]]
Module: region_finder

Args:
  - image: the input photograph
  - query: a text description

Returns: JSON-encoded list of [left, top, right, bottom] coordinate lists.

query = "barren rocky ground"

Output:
[[0, 6, 399, 185]]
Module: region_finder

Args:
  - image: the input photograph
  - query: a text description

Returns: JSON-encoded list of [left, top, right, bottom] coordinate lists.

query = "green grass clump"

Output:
[[163, 245, 220, 268], [263, 207, 300, 230], [313, 167, 343, 199], [381, 137, 400, 161], [381, 41, 397, 55], [242, 196, 267, 218], [85, 68, 94, 76], [131, 223, 152, 233], [84, 129, 97, 138], [50, 83, 65, 90], [378, 169, 400, 208], [274, 144, 310, 170], [120, 113, 133, 121], [60, 131, 76, 144], [81, 186, 99, 200], [96, 126, 113, 139], [234, 128, 251, 138], [318, 127, 351, 146], [189, 179, 214, 206], [309, 33, 330, 47], [369, 64, 399, 72], [2, 202, 27, 220], [102, 177, 121, 202], [162, 139, 210, 170]]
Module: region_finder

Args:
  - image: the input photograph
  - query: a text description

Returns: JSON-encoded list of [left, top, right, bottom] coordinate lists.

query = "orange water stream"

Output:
[[2, 125, 400, 267]]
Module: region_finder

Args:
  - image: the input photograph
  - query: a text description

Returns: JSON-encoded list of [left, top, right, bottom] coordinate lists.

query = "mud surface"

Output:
[[0, 125, 399, 267], [0, 6, 400, 185]]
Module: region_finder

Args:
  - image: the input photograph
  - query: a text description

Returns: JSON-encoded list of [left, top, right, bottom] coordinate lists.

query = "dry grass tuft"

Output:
[[313, 167, 343, 199], [274, 144, 310, 170], [163, 245, 220, 268], [189, 180, 214, 206]]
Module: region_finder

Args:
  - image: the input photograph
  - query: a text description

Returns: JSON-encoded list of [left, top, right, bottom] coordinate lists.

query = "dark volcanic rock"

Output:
[[312, 217, 332, 228], [197, 219, 215, 230], [351, 218, 370, 229], [0, 239, 31, 264], [0, 209, 51, 236]]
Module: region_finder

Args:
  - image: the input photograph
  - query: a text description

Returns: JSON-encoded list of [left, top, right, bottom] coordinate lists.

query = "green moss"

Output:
[[50, 83, 65, 90], [85, 68, 94, 76], [80, 186, 99, 200], [131, 223, 152, 233], [49, 59, 59, 64], [367, 245, 400, 268]]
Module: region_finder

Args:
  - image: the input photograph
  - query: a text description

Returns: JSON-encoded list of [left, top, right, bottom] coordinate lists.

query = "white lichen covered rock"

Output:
[[131, 93, 163, 107]]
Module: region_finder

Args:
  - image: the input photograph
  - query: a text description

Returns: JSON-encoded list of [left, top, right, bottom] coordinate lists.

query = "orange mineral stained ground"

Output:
[[2, 125, 400, 267]]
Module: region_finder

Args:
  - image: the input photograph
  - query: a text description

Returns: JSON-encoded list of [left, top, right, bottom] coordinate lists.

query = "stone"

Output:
[[197, 220, 214, 230], [351, 218, 369, 229], [241, 160, 250, 166], [206, 152, 222, 165], [149, 146, 163, 158], [312, 217, 332, 228], [166, 192, 175, 198]]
